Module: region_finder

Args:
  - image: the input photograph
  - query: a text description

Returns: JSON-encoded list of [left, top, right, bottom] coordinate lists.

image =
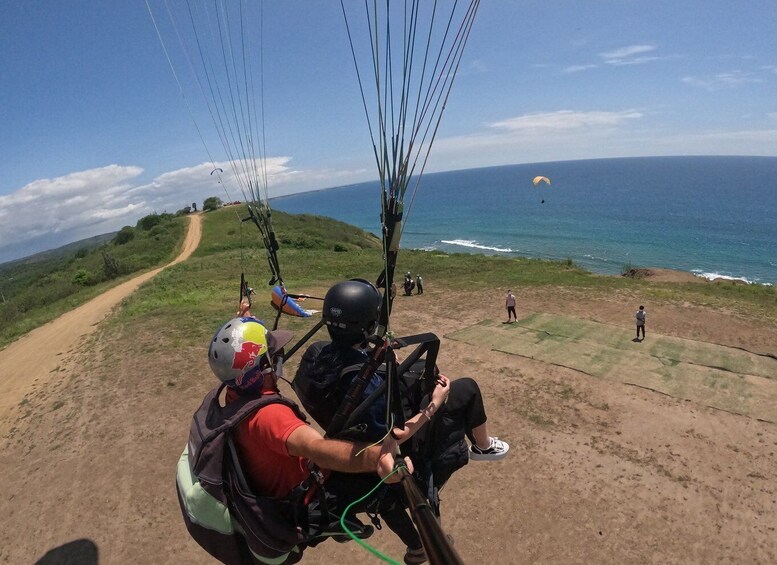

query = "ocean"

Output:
[[272, 156, 777, 285]]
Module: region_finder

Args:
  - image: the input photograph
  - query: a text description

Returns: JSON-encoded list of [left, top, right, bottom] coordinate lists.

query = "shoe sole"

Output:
[[469, 446, 509, 461]]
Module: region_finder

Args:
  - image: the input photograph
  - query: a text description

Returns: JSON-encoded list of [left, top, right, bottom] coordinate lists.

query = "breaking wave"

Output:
[[440, 239, 514, 253]]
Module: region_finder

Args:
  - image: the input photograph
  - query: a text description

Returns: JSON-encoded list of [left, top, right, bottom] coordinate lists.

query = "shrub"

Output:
[[113, 226, 135, 245], [203, 196, 223, 212], [137, 213, 163, 231], [75, 247, 90, 259], [102, 251, 120, 280], [72, 268, 91, 286]]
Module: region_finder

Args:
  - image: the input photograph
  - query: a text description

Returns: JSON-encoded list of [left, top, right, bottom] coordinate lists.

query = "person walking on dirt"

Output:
[[636, 305, 647, 340], [505, 290, 517, 322]]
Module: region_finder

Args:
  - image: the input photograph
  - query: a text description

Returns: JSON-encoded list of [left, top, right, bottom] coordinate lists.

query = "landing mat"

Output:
[[447, 313, 777, 422]]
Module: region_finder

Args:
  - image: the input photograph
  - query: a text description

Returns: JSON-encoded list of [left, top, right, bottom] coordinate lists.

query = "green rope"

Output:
[[339, 468, 403, 565]]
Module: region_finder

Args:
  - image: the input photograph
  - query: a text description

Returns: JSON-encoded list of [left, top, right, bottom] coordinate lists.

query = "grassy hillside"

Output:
[[109, 206, 777, 351], [0, 213, 187, 348], [4, 205, 775, 351]]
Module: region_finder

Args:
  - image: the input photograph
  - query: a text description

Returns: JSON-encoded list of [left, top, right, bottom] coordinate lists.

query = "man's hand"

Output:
[[377, 437, 413, 483]]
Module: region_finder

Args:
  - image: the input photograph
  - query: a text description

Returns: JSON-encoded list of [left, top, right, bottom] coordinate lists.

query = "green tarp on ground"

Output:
[[447, 313, 777, 422]]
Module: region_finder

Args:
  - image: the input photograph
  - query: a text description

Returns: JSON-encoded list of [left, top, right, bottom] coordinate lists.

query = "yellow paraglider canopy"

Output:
[[532, 175, 551, 186]]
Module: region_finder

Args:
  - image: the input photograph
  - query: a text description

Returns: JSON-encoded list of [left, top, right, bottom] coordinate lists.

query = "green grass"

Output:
[[5, 205, 777, 350], [448, 315, 777, 422], [0, 213, 187, 348]]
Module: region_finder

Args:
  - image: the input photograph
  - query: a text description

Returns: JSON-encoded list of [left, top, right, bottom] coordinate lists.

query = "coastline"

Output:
[[621, 267, 703, 284], [622, 267, 763, 285]]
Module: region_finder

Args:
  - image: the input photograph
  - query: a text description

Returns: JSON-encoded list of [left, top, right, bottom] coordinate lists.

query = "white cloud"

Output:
[[421, 109, 651, 172], [600, 44, 656, 60], [467, 59, 488, 74], [599, 44, 660, 66], [491, 110, 643, 131], [563, 64, 598, 73], [0, 166, 148, 261], [648, 128, 777, 154], [605, 56, 661, 66], [428, 111, 777, 173], [0, 158, 375, 263], [682, 71, 764, 91]]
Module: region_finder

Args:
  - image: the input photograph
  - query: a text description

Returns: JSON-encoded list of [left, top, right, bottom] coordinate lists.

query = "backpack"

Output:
[[176, 384, 319, 565], [292, 341, 462, 511], [292, 341, 427, 442]]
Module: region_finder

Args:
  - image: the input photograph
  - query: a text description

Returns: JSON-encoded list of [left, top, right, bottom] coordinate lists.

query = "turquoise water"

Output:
[[272, 156, 777, 285]]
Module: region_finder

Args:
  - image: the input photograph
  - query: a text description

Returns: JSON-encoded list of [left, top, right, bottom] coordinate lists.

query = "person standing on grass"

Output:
[[505, 290, 517, 322], [636, 305, 647, 340], [416, 274, 424, 295]]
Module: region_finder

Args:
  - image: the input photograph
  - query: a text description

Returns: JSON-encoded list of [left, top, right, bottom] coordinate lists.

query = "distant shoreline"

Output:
[[615, 267, 768, 286], [620, 267, 704, 284]]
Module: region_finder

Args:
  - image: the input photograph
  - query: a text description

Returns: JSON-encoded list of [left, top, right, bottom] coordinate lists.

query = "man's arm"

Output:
[[286, 425, 406, 482]]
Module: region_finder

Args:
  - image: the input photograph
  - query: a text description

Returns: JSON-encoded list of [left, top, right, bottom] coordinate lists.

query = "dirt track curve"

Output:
[[0, 213, 202, 432]]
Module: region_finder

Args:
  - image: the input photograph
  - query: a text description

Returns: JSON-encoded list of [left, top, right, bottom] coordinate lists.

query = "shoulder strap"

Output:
[[190, 385, 307, 487]]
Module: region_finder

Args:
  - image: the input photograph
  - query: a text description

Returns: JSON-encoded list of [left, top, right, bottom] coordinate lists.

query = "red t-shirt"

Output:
[[226, 389, 310, 498]]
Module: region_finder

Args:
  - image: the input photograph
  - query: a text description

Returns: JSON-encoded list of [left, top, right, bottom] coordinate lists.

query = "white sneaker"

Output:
[[469, 437, 509, 461]]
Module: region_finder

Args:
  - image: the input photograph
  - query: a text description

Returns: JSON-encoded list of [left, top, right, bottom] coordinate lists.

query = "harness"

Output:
[[177, 384, 371, 564]]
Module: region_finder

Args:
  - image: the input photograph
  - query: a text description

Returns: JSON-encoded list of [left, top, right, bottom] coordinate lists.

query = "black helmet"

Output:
[[323, 279, 382, 342]]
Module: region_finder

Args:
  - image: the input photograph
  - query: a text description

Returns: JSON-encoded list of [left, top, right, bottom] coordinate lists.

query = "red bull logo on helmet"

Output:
[[232, 340, 264, 373], [228, 321, 269, 390]]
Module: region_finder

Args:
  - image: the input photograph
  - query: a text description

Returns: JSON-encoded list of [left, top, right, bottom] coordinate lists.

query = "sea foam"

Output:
[[692, 270, 756, 284], [441, 239, 514, 253]]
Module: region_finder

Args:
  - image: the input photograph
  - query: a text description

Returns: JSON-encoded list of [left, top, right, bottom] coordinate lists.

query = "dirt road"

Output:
[[0, 213, 201, 432]]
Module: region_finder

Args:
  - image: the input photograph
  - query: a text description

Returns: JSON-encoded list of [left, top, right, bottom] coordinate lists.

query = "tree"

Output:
[[113, 226, 135, 245], [102, 251, 120, 280], [72, 268, 91, 286], [137, 213, 163, 231], [202, 196, 223, 212]]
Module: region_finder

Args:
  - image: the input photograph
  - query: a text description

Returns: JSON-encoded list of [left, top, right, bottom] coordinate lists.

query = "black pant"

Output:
[[436, 377, 487, 445], [507, 306, 516, 320], [422, 377, 487, 486]]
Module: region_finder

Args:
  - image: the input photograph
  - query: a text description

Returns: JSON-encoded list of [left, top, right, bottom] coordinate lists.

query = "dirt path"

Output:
[[0, 213, 202, 433]]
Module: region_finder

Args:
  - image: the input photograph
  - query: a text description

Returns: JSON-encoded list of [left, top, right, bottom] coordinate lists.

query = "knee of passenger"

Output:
[[450, 376, 481, 399]]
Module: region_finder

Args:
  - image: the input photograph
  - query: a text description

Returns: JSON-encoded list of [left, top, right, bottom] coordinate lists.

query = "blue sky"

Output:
[[1, 1, 776, 263]]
